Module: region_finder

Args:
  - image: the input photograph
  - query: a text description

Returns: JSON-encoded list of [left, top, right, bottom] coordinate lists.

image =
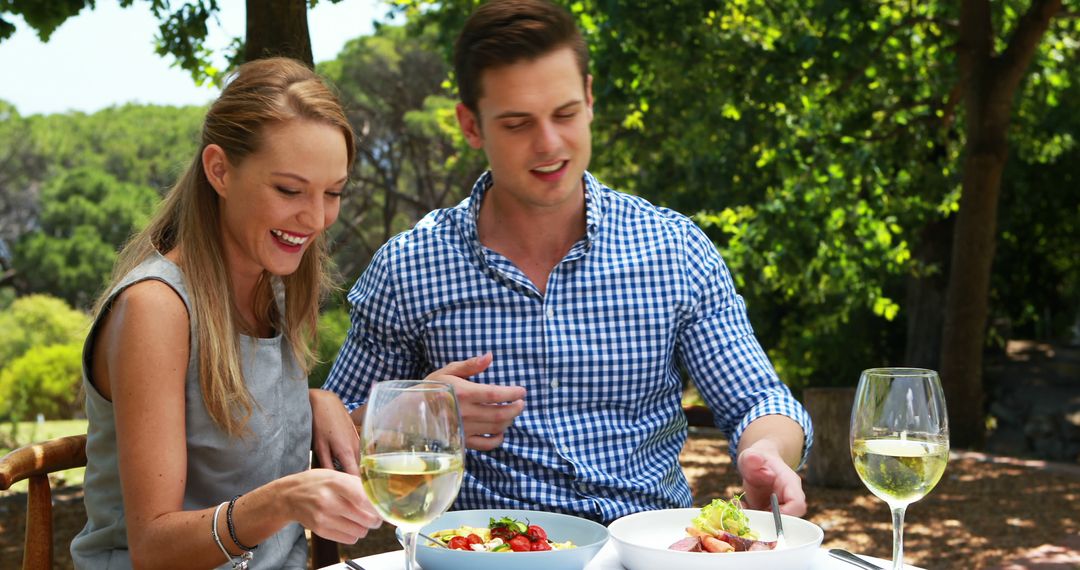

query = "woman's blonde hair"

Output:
[[95, 57, 356, 437]]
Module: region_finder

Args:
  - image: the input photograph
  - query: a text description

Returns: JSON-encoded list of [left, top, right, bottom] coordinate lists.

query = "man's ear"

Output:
[[456, 103, 484, 150], [585, 74, 595, 121], [202, 144, 229, 197]]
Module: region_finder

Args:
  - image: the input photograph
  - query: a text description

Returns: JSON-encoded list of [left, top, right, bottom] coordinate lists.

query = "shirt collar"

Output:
[[463, 170, 604, 253]]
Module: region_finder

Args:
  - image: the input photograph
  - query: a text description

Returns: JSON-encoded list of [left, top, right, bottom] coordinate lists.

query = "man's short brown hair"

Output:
[[454, 0, 589, 113]]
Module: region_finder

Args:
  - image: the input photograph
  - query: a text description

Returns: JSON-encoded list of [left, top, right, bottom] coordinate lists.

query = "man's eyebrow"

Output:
[[492, 100, 584, 120]]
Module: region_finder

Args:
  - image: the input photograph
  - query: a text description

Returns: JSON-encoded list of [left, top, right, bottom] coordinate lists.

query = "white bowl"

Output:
[[402, 509, 609, 570], [608, 508, 824, 570]]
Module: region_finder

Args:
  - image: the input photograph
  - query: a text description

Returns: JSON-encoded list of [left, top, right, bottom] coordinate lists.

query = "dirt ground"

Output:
[[3, 429, 1077, 569]]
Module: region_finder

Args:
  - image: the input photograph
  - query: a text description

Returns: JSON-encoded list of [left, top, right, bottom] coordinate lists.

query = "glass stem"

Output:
[[403, 530, 418, 570], [890, 505, 907, 570]]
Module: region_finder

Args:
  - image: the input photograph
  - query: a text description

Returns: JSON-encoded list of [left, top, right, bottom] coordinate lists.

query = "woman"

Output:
[[71, 57, 381, 569]]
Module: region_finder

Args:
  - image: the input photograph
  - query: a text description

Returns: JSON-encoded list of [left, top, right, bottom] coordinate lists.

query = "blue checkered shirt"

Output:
[[325, 171, 813, 523]]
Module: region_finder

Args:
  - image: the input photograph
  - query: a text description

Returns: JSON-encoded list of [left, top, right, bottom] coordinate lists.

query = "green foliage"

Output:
[[0, 293, 89, 367], [0, 100, 48, 247], [1, 1, 357, 85], [389, 0, 1080, 389], [28, 104, 203, 190], [322, 22, 485, 279], [0, 343, 84, 421], [310, 305, 352, 389], [0, 295, 87, 428], [0, 0, 90, 41], [3, 104, 201, 305], [12, 166, 160, 307]]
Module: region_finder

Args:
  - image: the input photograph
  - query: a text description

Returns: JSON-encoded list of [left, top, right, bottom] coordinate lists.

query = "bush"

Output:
[[0, 342, 84, 421], [0, 294, 89, 365], [309, 305, 351, 389]]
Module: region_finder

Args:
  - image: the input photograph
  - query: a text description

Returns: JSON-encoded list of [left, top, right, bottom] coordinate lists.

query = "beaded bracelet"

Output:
[[212, 500, 254, 570], [227, 494, 259, 552]]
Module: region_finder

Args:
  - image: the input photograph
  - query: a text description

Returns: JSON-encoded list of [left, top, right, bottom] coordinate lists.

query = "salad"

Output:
[[668, 495, 776, 553], [428, 516, 576, 552]]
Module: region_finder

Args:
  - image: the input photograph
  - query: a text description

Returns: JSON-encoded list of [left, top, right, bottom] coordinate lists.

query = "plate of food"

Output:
[[402, 509, 609, 570], [608, 496, 824, 570]]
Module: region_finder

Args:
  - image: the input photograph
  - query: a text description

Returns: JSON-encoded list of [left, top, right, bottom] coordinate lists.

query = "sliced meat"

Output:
[[668, 536, 702, 552]]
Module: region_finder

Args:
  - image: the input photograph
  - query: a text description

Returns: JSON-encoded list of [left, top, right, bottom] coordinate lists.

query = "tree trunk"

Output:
[[244, 0, 313, 67], [803, 388, 862, 489], [905, 218, 952, 370], [943, 0, 1061, 449], [940, 145, 1004, 449]]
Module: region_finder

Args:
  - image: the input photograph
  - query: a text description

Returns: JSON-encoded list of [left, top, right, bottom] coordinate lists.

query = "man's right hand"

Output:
[[426, 353, 526, 451]]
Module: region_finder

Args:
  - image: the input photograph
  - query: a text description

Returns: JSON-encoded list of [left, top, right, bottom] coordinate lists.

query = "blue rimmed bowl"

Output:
[[397, 509, 609, 570]]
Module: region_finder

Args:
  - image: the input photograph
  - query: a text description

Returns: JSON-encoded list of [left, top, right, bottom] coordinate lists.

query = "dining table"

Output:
[[319, 542, 926, 569]]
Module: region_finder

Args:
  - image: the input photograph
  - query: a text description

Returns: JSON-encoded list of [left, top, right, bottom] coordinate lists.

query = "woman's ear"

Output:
[[202, 144, 229, 197]]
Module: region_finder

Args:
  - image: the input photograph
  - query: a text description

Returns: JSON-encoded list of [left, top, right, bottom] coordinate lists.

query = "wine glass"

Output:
[[359, 381, 465, 570], [850, 368, 949, 570]]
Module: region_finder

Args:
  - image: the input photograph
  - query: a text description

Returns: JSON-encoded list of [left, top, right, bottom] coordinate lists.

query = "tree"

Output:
[[0, 100, 48, 285], [0, 104, 203, 294], [940, 0, 1068, 447], [393, 0, 1080, 446], [0, 0, 360, 84], [322, 23, 485, 279], [12, 166, 159, 307]]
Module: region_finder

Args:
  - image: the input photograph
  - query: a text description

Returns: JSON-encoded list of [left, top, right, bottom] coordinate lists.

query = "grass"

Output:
[[1, 419, 88, 494]]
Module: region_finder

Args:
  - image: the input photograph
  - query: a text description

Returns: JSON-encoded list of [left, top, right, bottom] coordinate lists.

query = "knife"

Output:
[[828, 548, 885, 570]]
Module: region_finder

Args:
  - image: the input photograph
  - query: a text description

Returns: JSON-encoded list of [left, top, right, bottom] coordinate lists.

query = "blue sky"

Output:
[[0, 0, 391, 116]]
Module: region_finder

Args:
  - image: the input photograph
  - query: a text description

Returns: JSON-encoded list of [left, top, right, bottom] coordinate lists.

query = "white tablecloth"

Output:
[[321, 543, 925, 569]]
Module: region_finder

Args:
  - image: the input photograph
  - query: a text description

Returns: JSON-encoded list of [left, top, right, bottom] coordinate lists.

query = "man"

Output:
[[322, 0, 813, 523]]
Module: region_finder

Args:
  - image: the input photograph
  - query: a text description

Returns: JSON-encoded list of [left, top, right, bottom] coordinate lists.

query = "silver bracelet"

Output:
[[211, 501, 254, 569], [211, 501, 233, 563]]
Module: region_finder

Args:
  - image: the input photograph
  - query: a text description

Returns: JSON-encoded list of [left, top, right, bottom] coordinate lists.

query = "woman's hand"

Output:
[[310, 389, 360, 475], [271, 468, 383, 544]]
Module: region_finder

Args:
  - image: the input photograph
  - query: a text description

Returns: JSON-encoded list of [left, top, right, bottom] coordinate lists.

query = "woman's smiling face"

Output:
[[205, 118, 349, 279]]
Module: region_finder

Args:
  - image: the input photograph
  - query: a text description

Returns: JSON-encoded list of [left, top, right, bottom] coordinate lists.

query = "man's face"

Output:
[[456, 46, 593, 212]]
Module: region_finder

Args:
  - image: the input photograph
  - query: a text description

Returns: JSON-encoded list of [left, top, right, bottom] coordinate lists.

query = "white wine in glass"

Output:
[[850, 368, 949, 570], [360, 381, 464, 570]]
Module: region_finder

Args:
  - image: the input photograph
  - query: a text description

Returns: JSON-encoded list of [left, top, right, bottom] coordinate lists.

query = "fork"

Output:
[[770, 493, 787, 549]]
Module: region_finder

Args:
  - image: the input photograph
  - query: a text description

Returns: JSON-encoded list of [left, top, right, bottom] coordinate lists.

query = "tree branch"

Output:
[[997, 0, 1063, 96]]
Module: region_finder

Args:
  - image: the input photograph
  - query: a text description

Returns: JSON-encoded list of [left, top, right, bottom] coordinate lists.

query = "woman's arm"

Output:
[[98, 281, 381, 569]]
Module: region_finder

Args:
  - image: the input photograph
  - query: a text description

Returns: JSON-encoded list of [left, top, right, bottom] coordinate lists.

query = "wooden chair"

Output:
[[0, 434, 341, 569], [0, 433, 87, 570]]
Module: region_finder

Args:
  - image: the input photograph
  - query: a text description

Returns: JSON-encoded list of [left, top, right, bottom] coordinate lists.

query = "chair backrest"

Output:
[[0, 433, 341, 570], [0, 433, 87, 570]]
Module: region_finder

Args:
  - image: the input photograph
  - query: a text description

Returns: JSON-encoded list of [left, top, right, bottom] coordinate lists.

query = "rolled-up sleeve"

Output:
[[674, 222, 813, 466]]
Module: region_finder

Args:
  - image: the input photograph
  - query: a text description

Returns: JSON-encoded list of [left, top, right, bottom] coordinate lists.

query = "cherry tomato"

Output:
[[508, 535, 533, 552], [526, 524, 548, 542], [466, 533, 483, 546], [447, 536, 469, 550], [491, 527, 516, 541], [530, 539, 552, 551]]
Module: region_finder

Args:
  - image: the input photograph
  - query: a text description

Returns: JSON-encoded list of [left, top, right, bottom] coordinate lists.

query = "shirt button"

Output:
[[546, 307, 555, 318], [551, 379, 560, 388]]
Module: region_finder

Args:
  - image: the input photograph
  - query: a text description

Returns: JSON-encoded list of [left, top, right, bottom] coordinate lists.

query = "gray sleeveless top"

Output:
[[71, 253, 312, 569]]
